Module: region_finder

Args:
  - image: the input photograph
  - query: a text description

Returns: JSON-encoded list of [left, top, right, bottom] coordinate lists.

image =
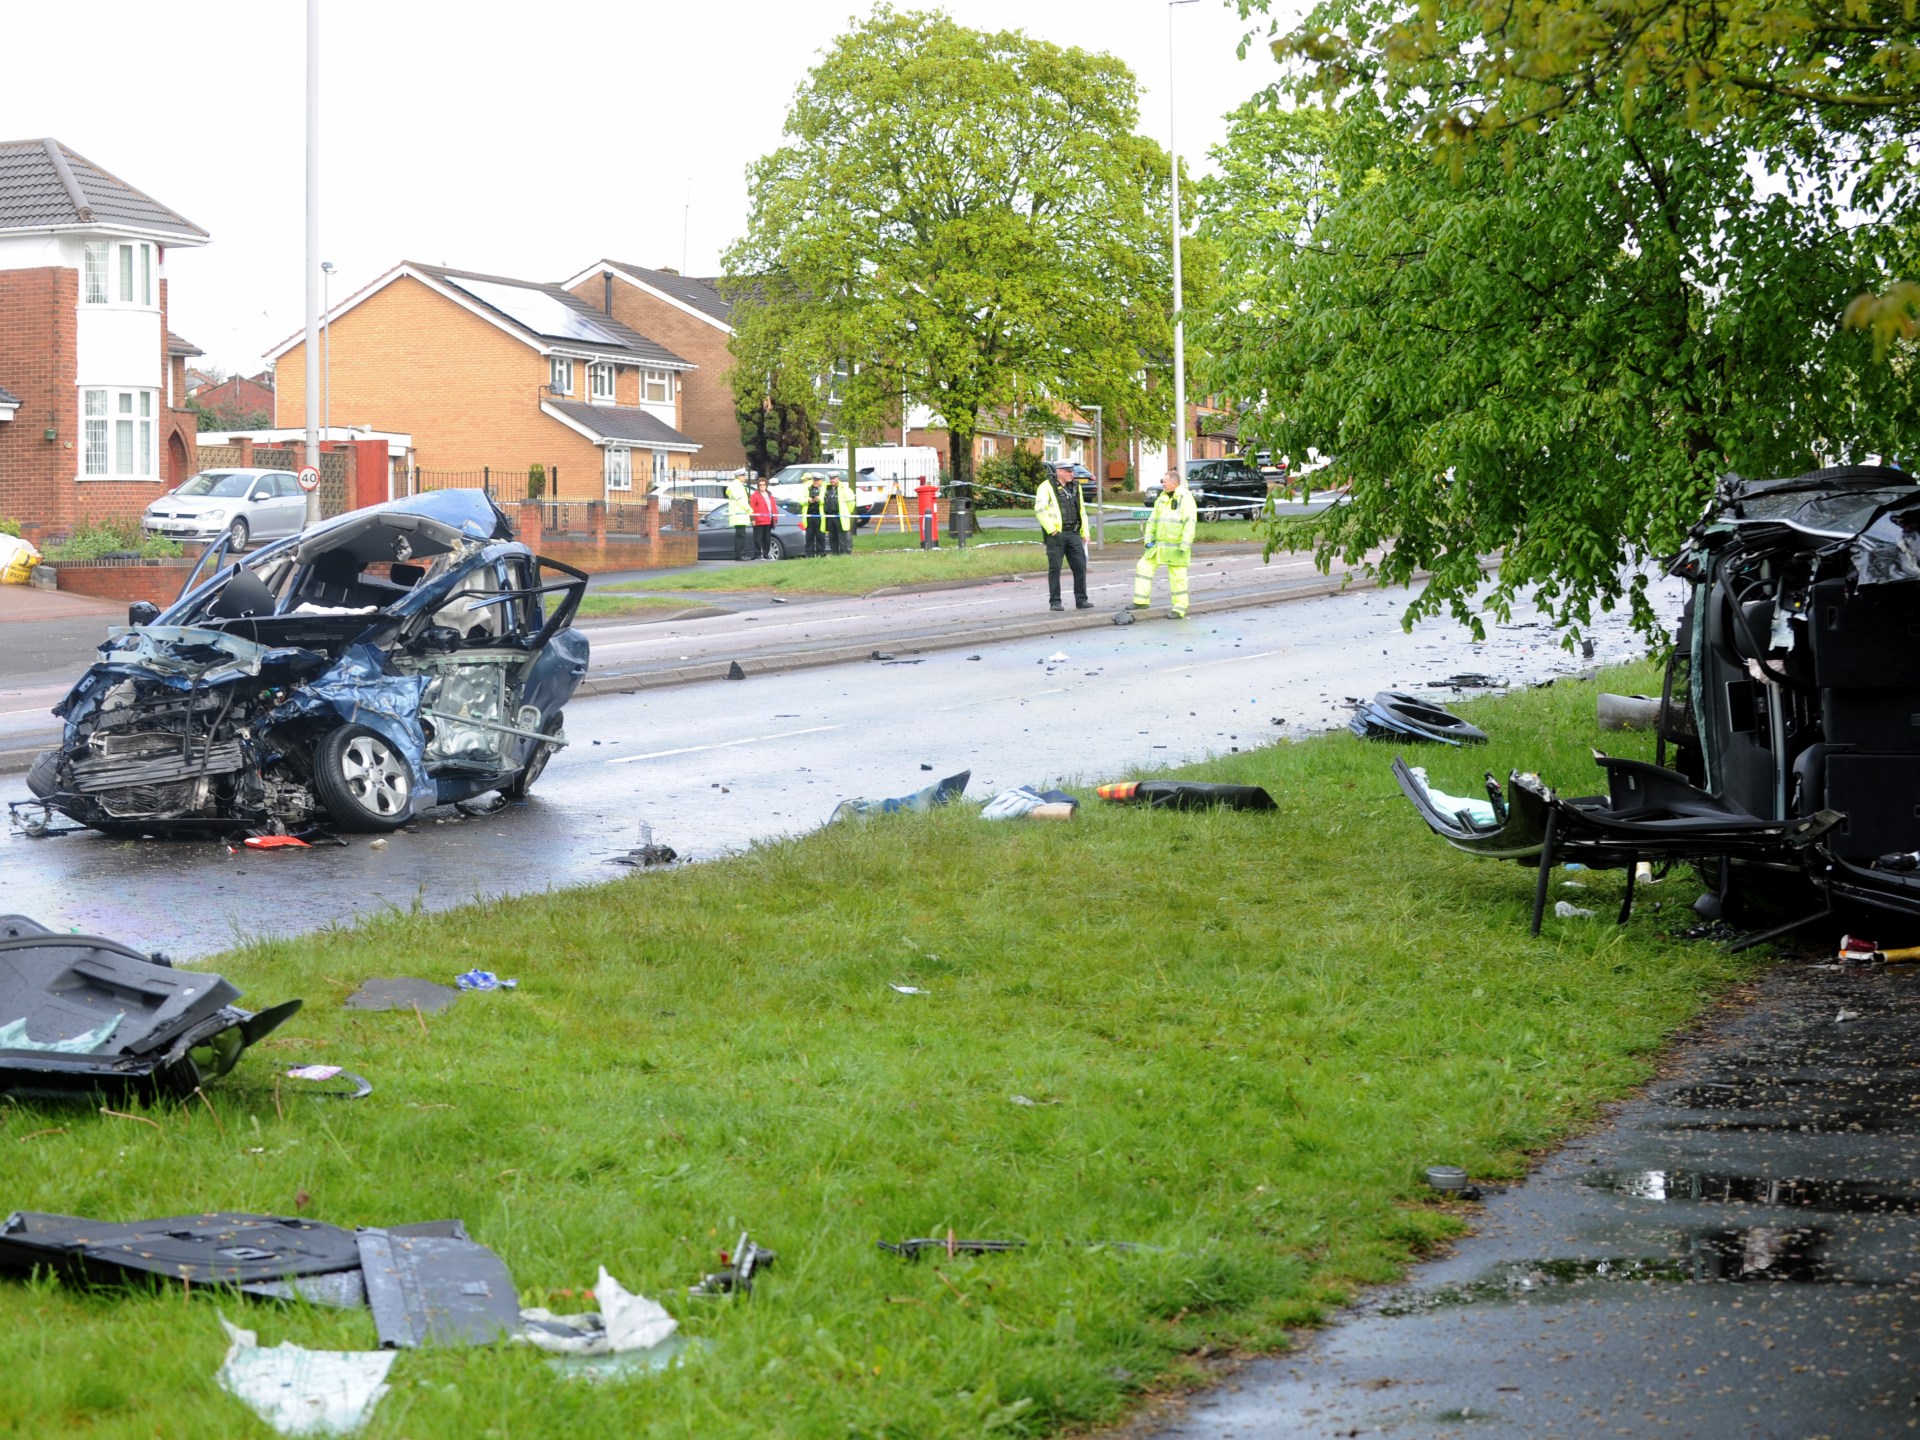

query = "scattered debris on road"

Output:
[[1349, 691, 1488, 746]]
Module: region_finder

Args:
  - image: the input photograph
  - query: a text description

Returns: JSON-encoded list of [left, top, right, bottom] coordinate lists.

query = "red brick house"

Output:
[[561, 261, 744, 469], [192, 369, 274, 423], [0, 138, 209, 542]]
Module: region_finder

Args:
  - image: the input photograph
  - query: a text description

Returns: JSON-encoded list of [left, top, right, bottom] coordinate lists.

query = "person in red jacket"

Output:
[[749, 478, 778, 560]]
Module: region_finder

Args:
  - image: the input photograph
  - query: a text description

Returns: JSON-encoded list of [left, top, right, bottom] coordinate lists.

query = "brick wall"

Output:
[[53, 557, 199, 605], [277, 273, 603, 499], [566, 272, 743, 469], [0, 266, 76, 541]]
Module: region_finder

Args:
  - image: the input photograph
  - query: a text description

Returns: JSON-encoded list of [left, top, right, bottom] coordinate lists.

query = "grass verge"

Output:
[[576, 593, 727, 621], [0, 662, 1753, 1439]]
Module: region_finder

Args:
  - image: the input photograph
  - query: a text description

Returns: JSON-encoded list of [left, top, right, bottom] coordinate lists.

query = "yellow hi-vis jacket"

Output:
[[1145, 484, 1197, 551], [833, 479, 856, 523], [1033, 479, 1074, 537], [725, 478, 751, 525]]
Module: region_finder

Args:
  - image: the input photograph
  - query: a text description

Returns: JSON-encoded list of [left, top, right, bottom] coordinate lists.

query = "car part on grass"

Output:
[[1423, 1166, 1484, 1202], [28, 491, 588, 839], [1392, 465, 1920, 936], [1425, 673, 1507, 689], [520, 1267, 678, 1355], [454, 969, 516, 991], [832, 769, 970, 821], [341, 978, 459, 1013], [0, 1211, 364, 1288], [216, 1314, 396, 1438], [879, 1237, 1027, 1259], [284, 1066, 374, 1100], [1349, 691, 1489, 746], [358, 1225, 521, 1348], [0, 915, 298, 1100], [1597, 693, 1663, 731], [611, 842, 680, 867], [1094, 780, 1277, 812], [689, 1232, 776, 1298]]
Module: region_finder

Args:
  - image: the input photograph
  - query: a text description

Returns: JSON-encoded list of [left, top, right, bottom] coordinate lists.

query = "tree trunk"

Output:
[[947, 421, 975, 546]]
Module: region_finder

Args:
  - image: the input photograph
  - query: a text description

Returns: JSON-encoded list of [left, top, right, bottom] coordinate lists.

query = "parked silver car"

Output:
[[142, 469, 308, 550]]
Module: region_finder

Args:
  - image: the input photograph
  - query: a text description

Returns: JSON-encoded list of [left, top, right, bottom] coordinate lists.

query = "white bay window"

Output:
[[82, 388, 156, 478], [604, 444, 632, 492]]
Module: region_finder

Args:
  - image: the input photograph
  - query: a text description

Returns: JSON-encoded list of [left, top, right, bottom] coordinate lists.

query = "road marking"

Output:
[[607, 724, 843, 765], [1157, 649, 1284, 673]]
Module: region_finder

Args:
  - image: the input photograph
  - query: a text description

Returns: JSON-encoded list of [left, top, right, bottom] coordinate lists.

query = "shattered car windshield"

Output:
[[1721, 484, 1915, 538], [174, 472, 257, 499], [98, 626, 273, 680]]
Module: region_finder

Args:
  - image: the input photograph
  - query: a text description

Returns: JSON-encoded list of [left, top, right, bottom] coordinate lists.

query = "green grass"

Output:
[[576, 593, 725, 620], [0, 662, 1754, 1439]]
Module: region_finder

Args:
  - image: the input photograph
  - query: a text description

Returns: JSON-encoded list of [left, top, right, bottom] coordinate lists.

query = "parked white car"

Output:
[[142, 469, 308, 551]]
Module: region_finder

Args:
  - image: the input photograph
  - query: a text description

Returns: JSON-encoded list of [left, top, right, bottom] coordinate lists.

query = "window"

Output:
[[589, 362, 615, 401], [1043, 433, 1064, 464], [641, 370, 671, 405], [82, 242, 155, 306], [550, 357, 574, 395], [81, 388, 157, 477], [604, 445, 632, 492], [652, 449, 669, 488], [83, 243, 109, 304]]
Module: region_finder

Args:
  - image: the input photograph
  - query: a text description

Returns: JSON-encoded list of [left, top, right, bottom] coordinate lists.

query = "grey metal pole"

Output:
[[321, 261, 334, 442], [1169, 0, 1197, 480], [1082, 404, 1104, 547], [302, 0, 321, 527]]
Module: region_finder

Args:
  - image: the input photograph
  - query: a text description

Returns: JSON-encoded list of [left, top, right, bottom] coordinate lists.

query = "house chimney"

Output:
[[602, 271, 613, 315]]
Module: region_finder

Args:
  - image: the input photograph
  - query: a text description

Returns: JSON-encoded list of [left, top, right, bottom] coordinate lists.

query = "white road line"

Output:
[[607, 724, 843, 765], [1158, 649, 1284, 673]]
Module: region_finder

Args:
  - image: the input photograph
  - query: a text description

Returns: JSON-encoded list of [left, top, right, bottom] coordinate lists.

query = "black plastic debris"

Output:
[[0, 915, 299, 1100], [1424, 673, 1507, 690], [689, 1232, 776, 1298], [1349, 692, 1488, 746], [879, 1237, 1027, 1259], [1094, 781, 1277, 812], [342, 978, 460, 1013], [727, 661, 747, 680], [359, 1224, 520, 1348], [611, 843, 679, 867], [0, 1211, 361, 1288], [1112, 611, 1136, 626]]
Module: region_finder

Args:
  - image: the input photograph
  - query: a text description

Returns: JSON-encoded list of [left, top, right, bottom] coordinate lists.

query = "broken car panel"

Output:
[[0, 914, 298, 1099], [1394, 465, 1920, 930], [25, 492, 588, 835]]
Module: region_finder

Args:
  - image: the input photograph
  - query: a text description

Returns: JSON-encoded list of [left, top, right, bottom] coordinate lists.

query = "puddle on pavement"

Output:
[[1378, 1226, 1832, 1314], [1587, 1168, 1920, 1214]]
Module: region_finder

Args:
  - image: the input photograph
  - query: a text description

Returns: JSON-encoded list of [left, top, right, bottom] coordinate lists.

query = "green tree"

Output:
[[725, 5, 1176, 536], [731, 360, 820, 478], [1197, 83, 1920, 638], [1242, 0, 1920, 344]]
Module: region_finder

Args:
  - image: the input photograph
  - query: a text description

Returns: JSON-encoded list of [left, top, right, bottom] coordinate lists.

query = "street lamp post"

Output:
[[321, 260, 334, 442], [302, 0, 321, 527], [1169, 0, 1197, 482]]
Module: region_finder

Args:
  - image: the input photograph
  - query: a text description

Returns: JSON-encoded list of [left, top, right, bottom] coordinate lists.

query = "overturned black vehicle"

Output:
[[23, 491, 587, 837], [1396, 465, 1920, 938]]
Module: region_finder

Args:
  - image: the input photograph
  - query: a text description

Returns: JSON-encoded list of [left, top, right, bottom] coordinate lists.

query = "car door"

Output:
[[271, 474, 309, 537]]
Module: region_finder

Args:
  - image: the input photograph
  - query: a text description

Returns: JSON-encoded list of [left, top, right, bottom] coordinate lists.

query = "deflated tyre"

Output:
[[26, 750, 59, 800], [312, 724, 413, 832]]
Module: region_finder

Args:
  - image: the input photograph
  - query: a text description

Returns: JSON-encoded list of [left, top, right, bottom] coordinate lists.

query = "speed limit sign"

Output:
[[297, 465, 321, 493]]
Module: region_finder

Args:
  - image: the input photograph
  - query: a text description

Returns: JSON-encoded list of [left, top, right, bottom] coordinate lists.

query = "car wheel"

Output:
[[1200, 504, 1221, 524], [226, 517, 250, 552], [767, 535, 787, 561], [26, 749, 60, 799], [502, 714, 563, 800], [312, 724, 413, 831]]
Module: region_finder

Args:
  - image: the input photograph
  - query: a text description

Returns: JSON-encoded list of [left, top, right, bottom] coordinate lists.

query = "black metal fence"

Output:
[[408, 465, 560, 501]]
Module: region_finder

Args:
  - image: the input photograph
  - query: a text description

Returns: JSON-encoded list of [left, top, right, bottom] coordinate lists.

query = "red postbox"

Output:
[[915, 483, 941, 548]]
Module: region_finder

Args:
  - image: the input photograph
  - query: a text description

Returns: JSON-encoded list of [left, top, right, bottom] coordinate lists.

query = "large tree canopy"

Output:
[[724, 6, 1175, 515], [1197, 49, 1920, 638]]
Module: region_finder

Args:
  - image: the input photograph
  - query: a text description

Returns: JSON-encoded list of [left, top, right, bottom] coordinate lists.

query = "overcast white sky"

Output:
[[2, 1, 1303, 375]]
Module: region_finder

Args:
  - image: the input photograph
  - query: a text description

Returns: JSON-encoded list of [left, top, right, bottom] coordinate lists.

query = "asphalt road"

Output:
[[1138, 956, 1920, 1440], [0, 577, 1667, 961]]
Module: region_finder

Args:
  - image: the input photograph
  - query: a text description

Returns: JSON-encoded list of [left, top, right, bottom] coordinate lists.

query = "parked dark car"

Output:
[[695, 501, 808, 560], [23, 491, 587, 837], [1182, 458, 1269, 520], [1395, 464, 1920, 934]]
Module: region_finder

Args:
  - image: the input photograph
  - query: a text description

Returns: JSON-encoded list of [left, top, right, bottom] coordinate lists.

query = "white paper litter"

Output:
[[517, 1268, 678, 1357], [1553, 900, 1595, 919], [890, 984, 930, 995], [1836, 1009, 1862, 1023], [1009, 1095, 1037, 1107], [216, 1316, 394, 1437], [1044, 651, 1069, 663]]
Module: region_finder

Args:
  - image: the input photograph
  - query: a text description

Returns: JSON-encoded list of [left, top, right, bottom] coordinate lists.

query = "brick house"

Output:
[[0, 138, 209, 542], [561, 261, 743, 470], [271, 262, 701, 501], [191, 368, 274, 422]]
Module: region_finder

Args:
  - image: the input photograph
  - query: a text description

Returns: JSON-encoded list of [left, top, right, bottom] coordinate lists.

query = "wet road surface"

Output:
[[0, 578, 1667, 961], [1142, 957, 1920, 1439]]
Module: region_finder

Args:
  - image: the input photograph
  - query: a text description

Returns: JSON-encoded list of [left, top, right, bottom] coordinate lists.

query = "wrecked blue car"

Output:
[[26, 491, 588, 836]]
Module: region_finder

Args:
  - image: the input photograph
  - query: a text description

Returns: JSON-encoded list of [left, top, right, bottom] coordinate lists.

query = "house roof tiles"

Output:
[[0, 383, 19, 407], [166, 331, 203, 358], [412, 263, 691, 367], [0, 139, 207, 239], [603, 261, 733, 326], [545, 399, 699, 450]]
